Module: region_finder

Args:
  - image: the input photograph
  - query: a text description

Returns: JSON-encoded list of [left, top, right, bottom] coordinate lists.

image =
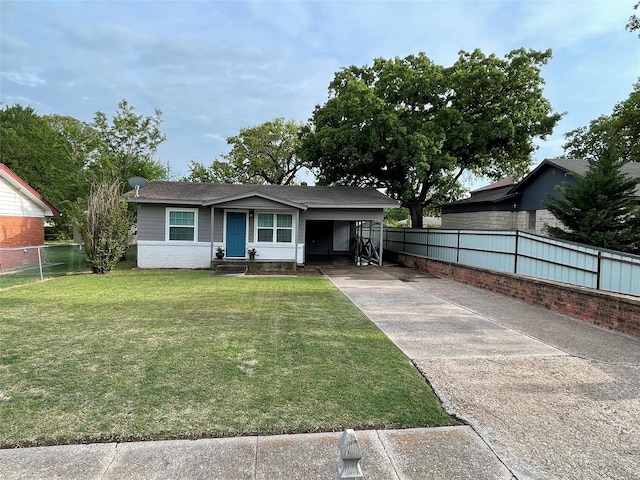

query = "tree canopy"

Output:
[[90, 99, 167, 187], [185, 118, 310, 185], [0, 100, 167, 237], [0, 105, 87, 228], [563, 81, 639, 163], [300, 48, 561, 227], [544, 147, 640, 254], [627, 1, 640, 36]]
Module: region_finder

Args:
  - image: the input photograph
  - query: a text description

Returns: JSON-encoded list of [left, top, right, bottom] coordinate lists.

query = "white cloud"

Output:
[[1, 0, 637, 180], [204, 133, 226, 143], [2, 71, 46, 87]]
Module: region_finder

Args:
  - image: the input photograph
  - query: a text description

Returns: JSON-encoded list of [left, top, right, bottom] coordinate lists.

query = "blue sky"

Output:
[[1, 0, 638, 187]]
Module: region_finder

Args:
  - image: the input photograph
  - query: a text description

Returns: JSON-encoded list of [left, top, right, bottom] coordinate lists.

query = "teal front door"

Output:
[[226, 212, 246, 257]]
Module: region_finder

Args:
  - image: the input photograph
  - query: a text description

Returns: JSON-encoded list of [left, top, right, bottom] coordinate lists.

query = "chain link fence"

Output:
[[0, 244, 87, 288]]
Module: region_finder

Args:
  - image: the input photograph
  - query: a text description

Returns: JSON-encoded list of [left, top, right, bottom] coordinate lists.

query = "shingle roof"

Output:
[[447, 185, 516, 205], [442, 157, 640, 208], [472, 177, 516, 193], [516, 157, 640, 196], [128, 182, 399, 208]]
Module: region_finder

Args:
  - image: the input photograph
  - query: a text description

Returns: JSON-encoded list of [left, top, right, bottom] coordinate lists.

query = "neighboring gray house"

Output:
[[128, 182, 398, 269], [441, 158, 640, 235]]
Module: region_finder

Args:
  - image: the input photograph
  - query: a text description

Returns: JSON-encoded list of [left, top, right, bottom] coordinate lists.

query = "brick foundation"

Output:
[[390, 252, 640, 339]]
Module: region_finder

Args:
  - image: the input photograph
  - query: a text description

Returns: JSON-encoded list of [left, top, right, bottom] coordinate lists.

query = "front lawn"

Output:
[[0, 270, 456, 447]]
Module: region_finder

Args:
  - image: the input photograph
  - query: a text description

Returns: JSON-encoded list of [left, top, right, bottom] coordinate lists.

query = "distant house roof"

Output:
[[128, 182, 399, 209], [444, 158, 640, 208], [0, 163, 60, 216], [518, 157, 640, 197], [472, 177, 517, 193]]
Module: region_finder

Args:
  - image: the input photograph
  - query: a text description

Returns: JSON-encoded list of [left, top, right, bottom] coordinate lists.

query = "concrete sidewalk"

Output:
[[2, 265, 639, 479], [324, 265, 640, 480], [0, 427, 511, 480]]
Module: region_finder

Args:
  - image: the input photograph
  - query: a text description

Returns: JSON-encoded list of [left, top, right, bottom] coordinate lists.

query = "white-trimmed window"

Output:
[[166, 208, 198, 241], [257, 213, 293, 243]]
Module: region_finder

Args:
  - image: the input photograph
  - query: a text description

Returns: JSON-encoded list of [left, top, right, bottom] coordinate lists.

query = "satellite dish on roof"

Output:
[[128, 176, 148, 188], [128, 177, 148, 198]]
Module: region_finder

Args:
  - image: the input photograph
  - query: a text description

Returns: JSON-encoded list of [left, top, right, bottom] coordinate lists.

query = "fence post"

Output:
[[337, 429, 364, 479], [456, 230, 461, 263], [37, 246, 44, 281], [597, 251, 602, 290], [514, 230, 519, 274], [403, 228, 407, 254], [426, 227, 430, 257]]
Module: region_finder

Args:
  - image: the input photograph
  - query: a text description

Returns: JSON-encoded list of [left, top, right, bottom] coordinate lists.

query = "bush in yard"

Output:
[[78, 179, 133, 273]]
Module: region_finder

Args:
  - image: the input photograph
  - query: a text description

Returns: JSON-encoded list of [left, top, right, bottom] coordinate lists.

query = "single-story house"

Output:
[[0, 163, 60, 270], [128, 182, 398, 269], [440, 158, 640, 235]]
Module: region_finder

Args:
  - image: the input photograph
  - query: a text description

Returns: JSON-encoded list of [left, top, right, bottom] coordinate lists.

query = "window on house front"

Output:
[[257, 213, 293, 243], [167, 209, 197, 241]]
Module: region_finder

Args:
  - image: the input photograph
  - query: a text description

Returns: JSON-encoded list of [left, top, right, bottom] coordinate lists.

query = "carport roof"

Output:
[[128, 181, 399, 209]]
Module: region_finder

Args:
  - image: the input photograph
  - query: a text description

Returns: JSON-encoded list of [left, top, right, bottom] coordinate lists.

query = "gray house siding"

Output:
[[137, 204, 166, 241], [213, 209, 224, 243], [517, 166, 576, 211], [137, 204, 211, 242]]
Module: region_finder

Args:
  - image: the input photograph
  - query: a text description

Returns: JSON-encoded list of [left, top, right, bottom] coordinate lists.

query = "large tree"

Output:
[[1, 101, 167, 239], [0, 105, 86, 231], [185, 118, 310, 184], [544, 147, 640, 253], [89, 99, 167, 187], [564, 81, 639, 163], [300, 49, 562, 227]]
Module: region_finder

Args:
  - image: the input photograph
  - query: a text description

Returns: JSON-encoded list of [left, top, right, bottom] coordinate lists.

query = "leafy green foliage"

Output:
[[78, 180, 133, 273], [301, 49, 561, 228], [90, 99, 167, 187], [564, 82, 640, 164], [185, 118, 310, 184], [0, 105, 87, 230], [1, 101, 166, 238], [627, 2, 640, 36], [544, 148, 640, 253], [384, 208, 410, 226]]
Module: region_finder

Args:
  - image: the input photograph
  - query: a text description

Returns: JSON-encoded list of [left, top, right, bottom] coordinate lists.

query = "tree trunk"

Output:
[[408, 202, 424, 229]]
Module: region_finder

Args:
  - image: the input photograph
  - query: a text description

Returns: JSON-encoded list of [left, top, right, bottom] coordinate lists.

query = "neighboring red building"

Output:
[[0, 164, 60, 269]]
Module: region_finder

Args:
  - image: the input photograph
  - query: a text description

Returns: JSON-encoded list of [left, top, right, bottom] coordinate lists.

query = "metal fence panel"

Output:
[[600, 251, 640, 296], [516, 234, 599, 288], [383, 227, 640, 297]]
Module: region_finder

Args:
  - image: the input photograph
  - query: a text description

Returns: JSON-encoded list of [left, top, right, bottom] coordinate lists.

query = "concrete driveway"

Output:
[[323, 265, 640, 480]]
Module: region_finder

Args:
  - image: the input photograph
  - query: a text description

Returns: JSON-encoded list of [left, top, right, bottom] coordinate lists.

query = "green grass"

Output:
[[0, 270, 457, 447], [0, 244, 89, 289]]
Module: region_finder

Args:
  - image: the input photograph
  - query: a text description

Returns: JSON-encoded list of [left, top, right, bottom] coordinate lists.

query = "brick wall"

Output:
[[0, 216, 45, 247], [390, 251, 640, 339]]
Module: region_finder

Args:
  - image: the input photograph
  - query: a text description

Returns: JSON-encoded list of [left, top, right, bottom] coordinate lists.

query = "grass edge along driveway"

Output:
[[0, 270, 457, 447]]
